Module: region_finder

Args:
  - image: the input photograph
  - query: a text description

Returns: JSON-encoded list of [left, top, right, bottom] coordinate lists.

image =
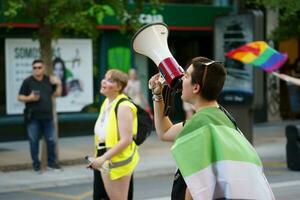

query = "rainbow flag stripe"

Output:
[[225, 41, 288, 72]]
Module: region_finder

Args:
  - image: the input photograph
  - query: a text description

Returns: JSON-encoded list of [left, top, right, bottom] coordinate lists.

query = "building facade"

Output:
[[0, 3, 233, 141]]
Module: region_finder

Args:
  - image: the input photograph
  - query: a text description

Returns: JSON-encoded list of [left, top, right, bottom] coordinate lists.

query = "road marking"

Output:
[[271, 180, 300, 189], [265, 171, 283, 175], [263, 161, 286, 167], [77, 190, 92, 199], [25, 190, 78, 199], [23, 180, 300, 200]]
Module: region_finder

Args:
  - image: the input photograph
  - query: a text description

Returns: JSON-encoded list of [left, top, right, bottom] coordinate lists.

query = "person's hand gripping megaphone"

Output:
[[148, 73, 179, 116], [148, 73, 165, 95]]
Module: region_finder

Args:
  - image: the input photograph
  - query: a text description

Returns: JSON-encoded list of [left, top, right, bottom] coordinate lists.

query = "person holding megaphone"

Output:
[[134, 23, 274, 199], [149, 56, 228, 199], [148, 56, 274, 200]]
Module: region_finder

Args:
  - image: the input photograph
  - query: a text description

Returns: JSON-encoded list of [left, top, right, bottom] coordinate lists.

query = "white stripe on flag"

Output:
[[185, 160, 274, 200]]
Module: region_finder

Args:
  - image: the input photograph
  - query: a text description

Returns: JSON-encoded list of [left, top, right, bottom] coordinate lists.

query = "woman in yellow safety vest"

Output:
[[89, 69, 139, 200]]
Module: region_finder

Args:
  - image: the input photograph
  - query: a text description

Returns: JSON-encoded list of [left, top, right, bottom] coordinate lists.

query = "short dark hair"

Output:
[[191, 57, 226, 100], [32, 59, 44, 66]]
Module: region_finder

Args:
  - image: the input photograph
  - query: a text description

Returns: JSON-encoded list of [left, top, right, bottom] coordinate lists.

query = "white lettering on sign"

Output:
[[139, 14, 163, 24]]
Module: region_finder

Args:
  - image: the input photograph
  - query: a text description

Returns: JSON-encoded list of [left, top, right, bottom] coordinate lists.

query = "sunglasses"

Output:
[[33, 66, 43, 70], [201, 61, 222, 88]]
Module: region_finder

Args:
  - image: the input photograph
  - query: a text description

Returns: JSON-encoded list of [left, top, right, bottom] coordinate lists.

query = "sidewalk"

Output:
[[0, 120, 298, 193], [0, 132, 176, 193]]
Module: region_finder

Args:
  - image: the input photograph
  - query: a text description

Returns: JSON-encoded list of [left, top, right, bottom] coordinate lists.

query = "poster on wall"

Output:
[[5, 38, 93, 114], [214, 14, 254, 105]]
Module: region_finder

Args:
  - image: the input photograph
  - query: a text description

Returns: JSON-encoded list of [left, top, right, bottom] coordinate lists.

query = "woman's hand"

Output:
[[89, 156, 107, 170], [148, 73, 164, 95]]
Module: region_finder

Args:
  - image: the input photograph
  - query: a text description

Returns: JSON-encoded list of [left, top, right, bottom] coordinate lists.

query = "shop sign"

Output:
[[139, 14, 163, 24]]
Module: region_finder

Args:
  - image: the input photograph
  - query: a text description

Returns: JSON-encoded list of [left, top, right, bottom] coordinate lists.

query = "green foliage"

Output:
[[1, 0, 161, 71], [2, 0, 159, 38], [3, 0, 24, 18], [103, 0, 160, 33], [249, 0, 300, 40], [1, 0, 159, 72]]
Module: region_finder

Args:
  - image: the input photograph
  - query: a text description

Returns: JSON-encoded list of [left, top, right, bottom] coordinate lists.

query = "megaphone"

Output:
[[132, 23, 184, 90]]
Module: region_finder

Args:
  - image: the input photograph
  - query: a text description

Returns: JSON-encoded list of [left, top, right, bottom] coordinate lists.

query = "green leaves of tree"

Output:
[[250, 0, 300, 40], [2, 0, 158, 38], [3, 0, 24, 18]]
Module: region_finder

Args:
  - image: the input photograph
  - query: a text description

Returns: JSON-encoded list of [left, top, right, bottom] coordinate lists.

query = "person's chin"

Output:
[[181, 94, 185, 101]]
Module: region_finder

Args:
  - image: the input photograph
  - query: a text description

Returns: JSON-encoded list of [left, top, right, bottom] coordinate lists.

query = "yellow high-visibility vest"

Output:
[[94, 94, 139, 180]]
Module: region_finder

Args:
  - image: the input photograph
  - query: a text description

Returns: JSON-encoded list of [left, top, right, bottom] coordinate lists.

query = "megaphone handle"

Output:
[[163, 86, 176, 116], [163, 87, 171, 116]]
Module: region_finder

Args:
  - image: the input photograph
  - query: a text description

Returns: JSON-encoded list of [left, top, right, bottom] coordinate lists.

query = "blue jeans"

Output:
[[26, 118, 57, 168]]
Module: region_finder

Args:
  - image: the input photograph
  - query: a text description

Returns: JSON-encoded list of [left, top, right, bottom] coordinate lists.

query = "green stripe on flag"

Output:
[[252, 47, 275, 66], [171, 124, 262, 177]]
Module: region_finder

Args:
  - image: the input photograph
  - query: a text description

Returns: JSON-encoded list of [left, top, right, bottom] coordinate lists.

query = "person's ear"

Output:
[[116, 83, 122, 92], [193, 83, 200, 94]]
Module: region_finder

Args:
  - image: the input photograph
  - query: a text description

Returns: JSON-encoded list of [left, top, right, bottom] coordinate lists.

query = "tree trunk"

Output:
[[38, 25, 60, 170]]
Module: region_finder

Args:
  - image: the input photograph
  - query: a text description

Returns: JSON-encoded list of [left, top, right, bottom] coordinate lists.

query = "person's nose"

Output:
[[101, 79, 107, 84]]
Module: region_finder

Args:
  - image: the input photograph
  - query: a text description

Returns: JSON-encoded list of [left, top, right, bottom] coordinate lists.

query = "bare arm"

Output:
[[279, 73, 300, 86], [149, 74, 183, 142], [18, 92, 39, 103]]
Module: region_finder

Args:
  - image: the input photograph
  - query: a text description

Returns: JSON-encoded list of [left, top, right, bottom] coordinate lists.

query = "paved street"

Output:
[[1, 170, 300, 200], [1, 120, 300, 199]]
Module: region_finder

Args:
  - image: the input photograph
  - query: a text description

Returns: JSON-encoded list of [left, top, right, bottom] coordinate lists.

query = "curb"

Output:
[[0, 158, 86, 172]]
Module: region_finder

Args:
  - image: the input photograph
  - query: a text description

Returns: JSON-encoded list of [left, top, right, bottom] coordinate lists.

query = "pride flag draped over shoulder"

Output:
[[225, 41, 288, 72], [171, 108, 274, 200]]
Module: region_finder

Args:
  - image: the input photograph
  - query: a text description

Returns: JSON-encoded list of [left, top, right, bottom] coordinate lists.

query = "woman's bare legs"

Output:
[[102, 172, 131, 200]]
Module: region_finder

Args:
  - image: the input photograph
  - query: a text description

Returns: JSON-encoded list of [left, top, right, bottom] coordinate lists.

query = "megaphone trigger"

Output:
[[158, 74, 167, 86]]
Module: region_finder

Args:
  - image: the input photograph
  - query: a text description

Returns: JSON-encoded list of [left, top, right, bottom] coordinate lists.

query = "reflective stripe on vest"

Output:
[[108, 145, 137, 169]]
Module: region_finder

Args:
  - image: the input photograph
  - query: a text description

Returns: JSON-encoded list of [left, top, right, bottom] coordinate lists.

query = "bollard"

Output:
[[285, 125, 300, 171]]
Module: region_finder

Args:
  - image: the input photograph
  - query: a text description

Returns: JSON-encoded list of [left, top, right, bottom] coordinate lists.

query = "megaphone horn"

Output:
[[132, 23, 184, 89]]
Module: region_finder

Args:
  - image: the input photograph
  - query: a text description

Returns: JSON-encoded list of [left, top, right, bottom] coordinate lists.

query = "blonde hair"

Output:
[[106, 69, 128, 92]]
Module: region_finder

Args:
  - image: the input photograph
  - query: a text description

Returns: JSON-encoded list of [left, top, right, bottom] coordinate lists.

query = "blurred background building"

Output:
[[0, 0, 298, 142]]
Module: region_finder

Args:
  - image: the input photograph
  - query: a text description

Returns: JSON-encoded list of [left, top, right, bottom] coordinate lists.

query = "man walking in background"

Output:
[[18, 59, 62, 172]]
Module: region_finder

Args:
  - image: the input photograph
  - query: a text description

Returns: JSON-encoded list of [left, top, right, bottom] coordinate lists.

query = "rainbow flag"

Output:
[[225, 41, 288, 72]]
